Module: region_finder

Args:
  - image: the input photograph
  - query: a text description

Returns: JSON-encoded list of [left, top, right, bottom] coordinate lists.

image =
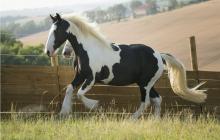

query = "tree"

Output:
[[18, 44, 50, 65], [107, 6, 116, 21], [18, 44, 44, 55], [39, 16, 52, 31], [130, 0, 143, 18], [95, 9, 107, 23], [130, 0, 143, 10], [145, 0, 158, 15], [0, 30, 16, 45], [20, 20, 38, 35], [115, 4, 127, 22], [107, 4, 127, 22], [84, 10, 96, 22], [2, 16, 52, 38], [169, 0, 178, 10], [0, 31, 50, 65]]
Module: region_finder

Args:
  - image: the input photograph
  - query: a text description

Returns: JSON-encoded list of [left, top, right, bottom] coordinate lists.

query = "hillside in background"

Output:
[[20, 0, 220, 71]]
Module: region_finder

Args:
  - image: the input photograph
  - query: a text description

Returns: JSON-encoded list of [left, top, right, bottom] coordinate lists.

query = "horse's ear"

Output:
[[56, 13, 62, 22], [50, 14, 56, 23]]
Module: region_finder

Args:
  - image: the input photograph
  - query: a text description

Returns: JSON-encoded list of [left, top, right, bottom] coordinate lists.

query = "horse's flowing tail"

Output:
[[161, 53, 207, 103]]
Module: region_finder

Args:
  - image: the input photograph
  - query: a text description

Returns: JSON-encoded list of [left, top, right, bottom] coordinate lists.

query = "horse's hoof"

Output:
[[82, 97, 99, 110]]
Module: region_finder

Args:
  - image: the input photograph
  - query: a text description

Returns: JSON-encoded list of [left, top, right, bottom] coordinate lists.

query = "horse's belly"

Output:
[[108, 71, 138, 86], [108, 80, 135, 86], [96, 66, 136, 85]]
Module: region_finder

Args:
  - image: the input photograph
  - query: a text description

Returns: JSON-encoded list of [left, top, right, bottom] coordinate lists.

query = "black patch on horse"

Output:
[[53, 20, 70, 50], [162, 58, 166, 65], [95, 65, 110, 82], [109, 44, 159, 87], [68, 33, 94, 90], [149, 88, 160, 98]]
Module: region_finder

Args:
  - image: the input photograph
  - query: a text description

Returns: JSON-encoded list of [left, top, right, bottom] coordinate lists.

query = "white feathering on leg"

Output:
[[80, 96, 99, 110], [77, 83, 99, 110], [151, 96, 162, 118], [60, 84, 74, 115], [131, 103, 145, 120]]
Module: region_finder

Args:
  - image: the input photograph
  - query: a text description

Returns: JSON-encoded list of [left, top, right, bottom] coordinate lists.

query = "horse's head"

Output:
[[62, 40, 75, 59], [45, 13, 70, 57]]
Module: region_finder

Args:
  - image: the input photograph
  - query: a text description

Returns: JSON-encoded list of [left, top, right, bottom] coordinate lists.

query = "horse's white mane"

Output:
[[63, 14, 110, 48]]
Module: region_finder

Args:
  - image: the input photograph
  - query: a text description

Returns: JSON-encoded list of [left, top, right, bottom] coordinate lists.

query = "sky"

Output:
[[0, 0, 130, 11]]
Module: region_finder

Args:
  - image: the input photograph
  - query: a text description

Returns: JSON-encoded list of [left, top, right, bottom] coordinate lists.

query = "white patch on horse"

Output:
[[63, 36, 121, 84], [74, 33, 120, 84], [62, 40, 75, 59], [77, 80, 98, 109], [101, 49, 121, 84], [151, 96, 162, 118], [45, 24, 57, 55], [89, 45, 121, 84], [60, 84, 74, 115], [131, 102, 145, 120], [99, 43, 121, 84]]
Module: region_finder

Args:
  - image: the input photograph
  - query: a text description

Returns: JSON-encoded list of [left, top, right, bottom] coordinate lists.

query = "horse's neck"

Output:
[[68, 32, 111, 58], [67, 33, 81, 55]]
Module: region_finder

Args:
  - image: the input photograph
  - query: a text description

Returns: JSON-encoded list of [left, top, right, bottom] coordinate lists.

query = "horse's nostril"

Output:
[[47, 50, 50, 56], [64, 51, 67, 55]]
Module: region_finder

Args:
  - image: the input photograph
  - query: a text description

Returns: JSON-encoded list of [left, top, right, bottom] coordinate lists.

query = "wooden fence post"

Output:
[[51, 56, 62, 111], [189, 36, 200, 83], [189, 36, 203, 113], [51, 56, 58, 67]]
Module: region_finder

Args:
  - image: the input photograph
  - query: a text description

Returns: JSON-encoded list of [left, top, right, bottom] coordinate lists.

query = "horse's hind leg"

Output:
[[131, 84, 160, 120], [150, 87, 162, 118], [132, 84, 157, 120], [132, 54, 164, 119], [131, 86, 148, 119]]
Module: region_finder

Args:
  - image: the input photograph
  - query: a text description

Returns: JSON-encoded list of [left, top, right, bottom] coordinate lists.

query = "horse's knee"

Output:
[[77, 88, 87, 99]]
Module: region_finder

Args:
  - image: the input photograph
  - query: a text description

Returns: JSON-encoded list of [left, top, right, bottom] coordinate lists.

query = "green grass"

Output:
[[1, 113, 220, 140]]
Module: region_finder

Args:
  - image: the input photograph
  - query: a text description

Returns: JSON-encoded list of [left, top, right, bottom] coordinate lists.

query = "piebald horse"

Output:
[[45, 13, 206, 119]]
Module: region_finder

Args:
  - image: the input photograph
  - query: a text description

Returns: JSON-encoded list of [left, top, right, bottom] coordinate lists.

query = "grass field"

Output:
[[1, 113, 220, 140]]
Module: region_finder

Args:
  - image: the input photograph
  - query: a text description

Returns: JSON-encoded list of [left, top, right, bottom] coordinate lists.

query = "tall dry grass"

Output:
[[1, 112, 220, 140]]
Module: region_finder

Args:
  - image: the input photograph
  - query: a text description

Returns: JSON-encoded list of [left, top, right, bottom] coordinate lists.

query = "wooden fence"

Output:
[[1, 65, 220, 116]]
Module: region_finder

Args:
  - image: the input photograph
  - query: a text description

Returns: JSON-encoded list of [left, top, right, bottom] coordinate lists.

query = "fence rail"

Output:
[[1, 65, 220, 117]]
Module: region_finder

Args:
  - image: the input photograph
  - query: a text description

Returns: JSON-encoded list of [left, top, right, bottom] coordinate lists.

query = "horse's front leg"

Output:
[[60, 73, 84, 115], [77, 78, 99, 110]]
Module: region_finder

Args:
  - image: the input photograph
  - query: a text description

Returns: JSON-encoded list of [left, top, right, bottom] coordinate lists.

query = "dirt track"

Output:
[[20, 0, 220, 71]]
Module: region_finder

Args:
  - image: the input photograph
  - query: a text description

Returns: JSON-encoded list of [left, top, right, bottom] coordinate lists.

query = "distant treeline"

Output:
[[0, 0, 208, 39], [84, 0, 209, 23], [1, 16, 27, 25], [0, 30, 71, 66], [1, 16, 52, 38]]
